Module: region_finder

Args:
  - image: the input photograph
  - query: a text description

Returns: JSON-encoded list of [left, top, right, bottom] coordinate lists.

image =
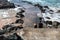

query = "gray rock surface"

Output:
[[0, 0, 15, 9]]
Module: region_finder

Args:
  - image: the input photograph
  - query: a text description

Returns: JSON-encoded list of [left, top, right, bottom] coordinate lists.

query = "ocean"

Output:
[[8, 0, 60, 8]]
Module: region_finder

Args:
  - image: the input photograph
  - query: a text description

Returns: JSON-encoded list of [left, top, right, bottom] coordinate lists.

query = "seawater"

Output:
[[8, 0, 60, 8]]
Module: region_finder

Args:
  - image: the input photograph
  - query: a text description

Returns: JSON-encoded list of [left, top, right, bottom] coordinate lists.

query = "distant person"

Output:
[[34, 23, 37, 28]]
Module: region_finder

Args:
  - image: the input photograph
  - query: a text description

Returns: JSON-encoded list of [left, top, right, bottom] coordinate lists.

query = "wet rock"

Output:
[[14, 26, 23, 30], [52, 21, 58, 28], [0, 33, 23, 40], [0, 0, 7, 3], [22, 1, 32, 5], [44, 6, 49, 9], [15, 19, 24, 24], [8, 26, 23, 31], [0, 30, 6, 35], [0, 24, 15, 35], [57, 22, 60, 27], [0, 35, 6, 40], [34, 4, 44, 12], [41, 9, 46, 13], [0, 0, 15, 9], [2, 25, 15, 32], [39, 22, 43, 28], [13, 33, 23, 40], [16, 9, 25, 18], [2, 24, 23, 32], [16, 13, 25, 18], [52, 21, 60, 28], [2, 24, 13, 30], [45, 21, 53, 28], [46, 21, 52, 25], [56, 10, 60, 13], [50, 10, 54, 12], [6, 33, 23, 40], [46, 17, 50, 19], [19, 9, 25, 13], [34, 4, 43, 9], [39, 17, 43, 21], [34, 4, 48, 13], [47, 24, 52, 28]]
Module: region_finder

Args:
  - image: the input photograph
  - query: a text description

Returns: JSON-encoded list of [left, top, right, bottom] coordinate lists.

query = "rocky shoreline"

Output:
[[0, 0, 15, 9], [0, 0, 60, 40]]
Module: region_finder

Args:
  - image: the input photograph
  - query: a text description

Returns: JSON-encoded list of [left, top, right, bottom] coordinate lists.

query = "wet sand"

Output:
[[18, 2, 40, 27]]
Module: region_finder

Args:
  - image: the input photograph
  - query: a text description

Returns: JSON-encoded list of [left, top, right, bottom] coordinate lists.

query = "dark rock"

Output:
[[16, 13, 25, 18], [14, 26, 23, 30], [13, 33, 23, 40], [39, 17, 43, 22], [18, 9, 25, 13], [34, 4, 44, 12], [46, 21, 52, 25], [20, 9, 25, 13], [39, 17, 43, 20], [46, 17, 50, 19], [0, 30, 6, 35], [34, 4, 43, 9], [0, 0, 15, 9], [22, 1, 32, 5], [34, 4, 48, 13], [16, 5, 21, 7], [11, 23, 15, 24], [57, 10, 60, 13], [15, 19, 24, 24], [41, 9, 46, 13], [0, 0, 7, 2], [50, 10, 54, 12], [39, 18, 43, 28], [0, 35, 6, 40], [0, 33, 23, 40], [2, 24, 23, 32], [44, 6, 49, 9], [39, 22, 43, 28], [6, 33, 23, 40], [0, 26, 12, 35], [54, 22, 60, 27], [2, 25, 15, 32], [8, 26, 23, 31], [8, 27, 16, 32], [52, 21, 59, 28], [16, 9, 25, 18], [0, 25, 14, 35], [56, 22, 58, 26], [3, 25, 12, 29]]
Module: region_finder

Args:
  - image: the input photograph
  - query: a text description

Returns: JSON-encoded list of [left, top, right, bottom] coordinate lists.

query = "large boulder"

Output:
[[0, 0, 15, 9]]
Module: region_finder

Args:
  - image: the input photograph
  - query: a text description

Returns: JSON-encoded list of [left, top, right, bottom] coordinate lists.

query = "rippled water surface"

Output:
[[9, 0, 60, 8]]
